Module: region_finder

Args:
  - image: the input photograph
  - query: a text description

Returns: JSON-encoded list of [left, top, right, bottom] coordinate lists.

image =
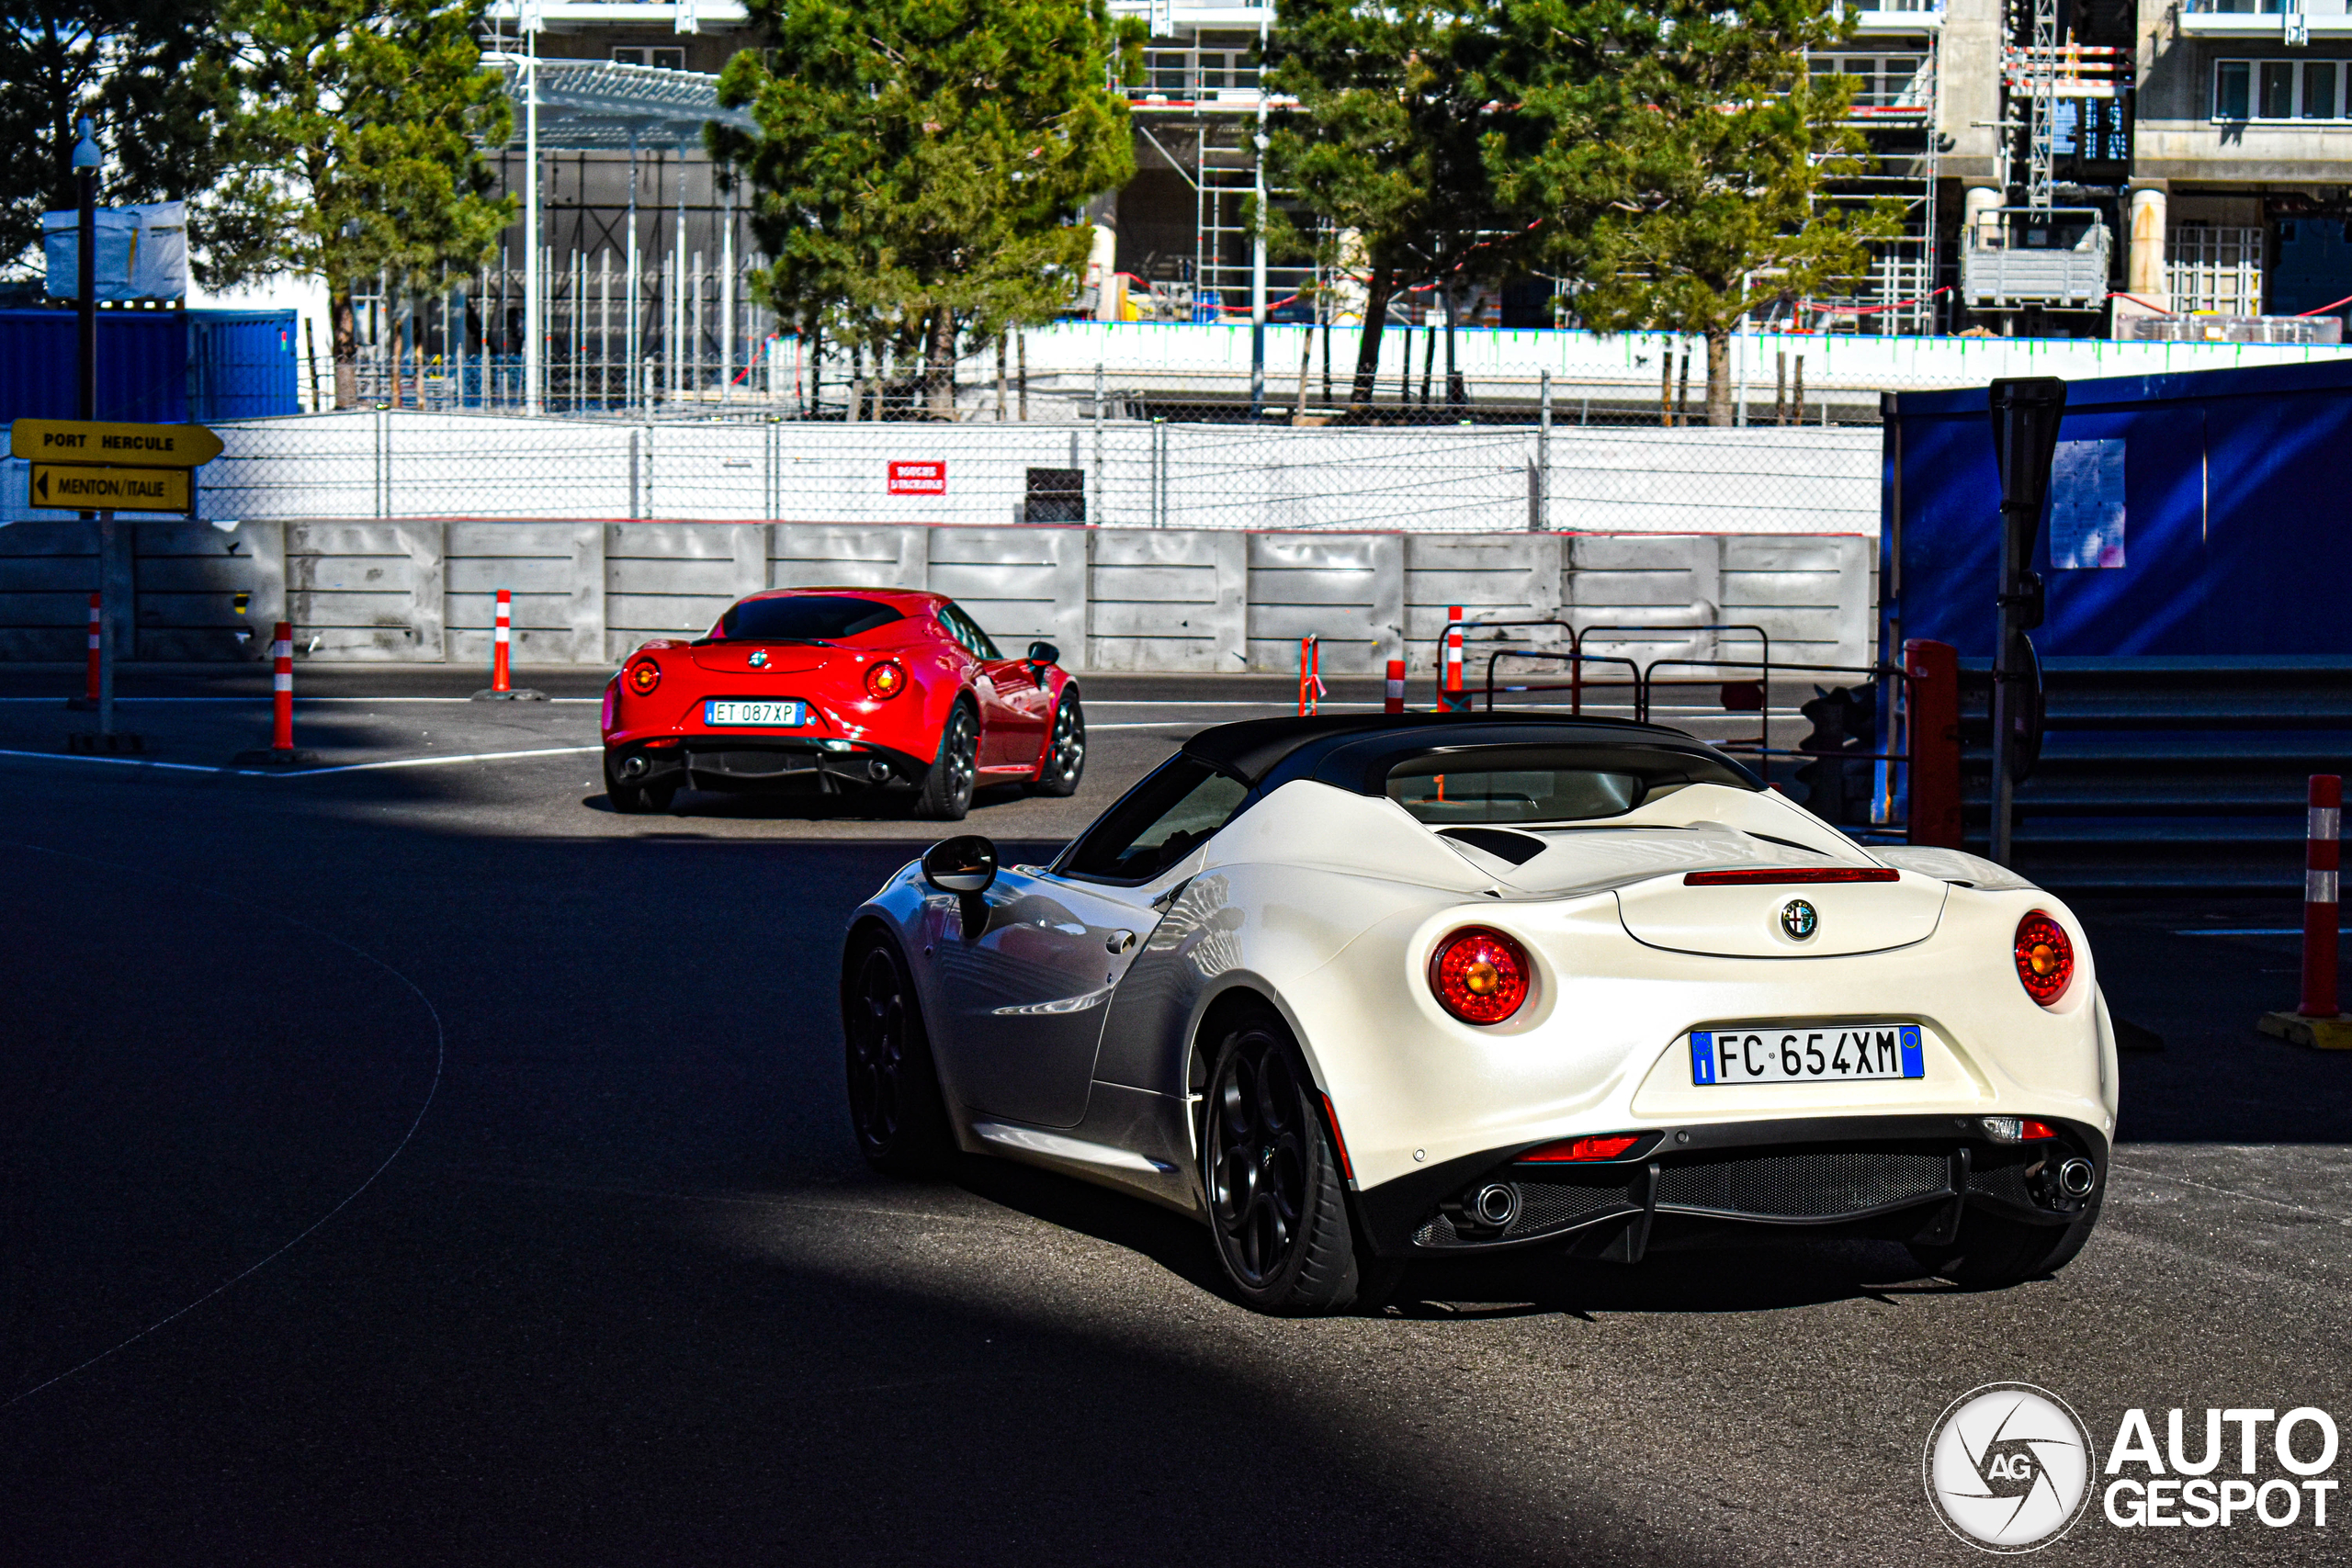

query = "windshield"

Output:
[[1385, 755, 1646, 825], [712, 596, 902, 643], [1060, 755, 1250, 883]]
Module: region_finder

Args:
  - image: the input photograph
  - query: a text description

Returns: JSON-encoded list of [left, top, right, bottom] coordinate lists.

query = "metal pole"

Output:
[[1092, 361, 1106, 524], [1151, 417, 1165, 528], [523, 26, 541, 412], [673, 147, 688, 402], [720, 180, 736, 400], [1535, 369, 1552, 533], [1250, 85, 1269, 419], [96, 513, 116, 736], [75, 119, 97, 421], [627, 131, 640, 411]]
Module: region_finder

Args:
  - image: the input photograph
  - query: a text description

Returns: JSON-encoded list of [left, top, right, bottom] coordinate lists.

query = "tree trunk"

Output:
[[331, 283, 359, 410], [1705, 326, 1734, 426], [1349, 266, 1394, 410], [925, 305, 956, 419]]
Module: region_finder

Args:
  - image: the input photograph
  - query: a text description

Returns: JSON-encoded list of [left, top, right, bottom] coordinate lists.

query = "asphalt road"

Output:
[[3, 667, 2347, 1566]]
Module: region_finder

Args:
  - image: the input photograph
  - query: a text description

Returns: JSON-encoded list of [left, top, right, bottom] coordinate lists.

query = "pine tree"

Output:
[[714, 0, 1138, 418], [0, 0, 225, 278], [1263, 0, 1535, 412], [1499, 0, 1891, 425], [200, 0, 513, 406]]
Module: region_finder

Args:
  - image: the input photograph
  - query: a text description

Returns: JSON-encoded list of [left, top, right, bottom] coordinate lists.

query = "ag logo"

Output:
[[748, 649, 770, 669], [1779, 898, 1818, 941], [1924, 1382, 2096, 1552]]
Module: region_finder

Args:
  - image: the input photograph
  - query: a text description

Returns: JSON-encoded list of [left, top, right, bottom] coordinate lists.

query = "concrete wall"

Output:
[[0, 521, 1875, 677]]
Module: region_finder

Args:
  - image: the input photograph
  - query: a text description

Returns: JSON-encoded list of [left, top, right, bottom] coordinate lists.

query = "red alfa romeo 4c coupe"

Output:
[[599, 588, 1084, 819]]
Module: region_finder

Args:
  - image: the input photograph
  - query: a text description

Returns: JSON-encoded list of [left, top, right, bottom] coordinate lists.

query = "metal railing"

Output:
[[1445, 617, 1922, 834]]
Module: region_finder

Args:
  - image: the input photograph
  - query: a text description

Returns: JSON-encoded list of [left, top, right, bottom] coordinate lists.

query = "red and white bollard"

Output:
[[1440, 605, 1467, 713], [270, 621, 296, 755], [1385, 658, 1406, 715], [2301, 774, 2340, 1020], [492, 587, 514, 694], [472, 587, 543, 700], [2263, 773, 2349, 1047], [85, 592, 102, 705]]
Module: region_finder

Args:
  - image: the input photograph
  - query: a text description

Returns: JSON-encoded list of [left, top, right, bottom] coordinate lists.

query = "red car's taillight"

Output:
[[865, 660, 907, 700], [1519, 1134, 1642, 1163], [2014, 911, 2075, 1007], [1429, 927, 1532, 1025], [626, 660, 661, 696]]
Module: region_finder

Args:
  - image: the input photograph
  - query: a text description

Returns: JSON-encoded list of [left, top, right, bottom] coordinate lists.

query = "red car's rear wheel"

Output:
[[1031, 692, 1085, 797], [912, 704, 978, 820]]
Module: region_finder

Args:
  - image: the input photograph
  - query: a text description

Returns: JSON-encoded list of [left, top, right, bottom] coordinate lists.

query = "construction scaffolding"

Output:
[[1798, 30, 1942, 334]]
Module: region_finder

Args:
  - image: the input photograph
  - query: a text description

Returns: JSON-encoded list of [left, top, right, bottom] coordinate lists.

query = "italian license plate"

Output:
[[705, 699, 808, 728], [1690, 1022, 1925, 1086]]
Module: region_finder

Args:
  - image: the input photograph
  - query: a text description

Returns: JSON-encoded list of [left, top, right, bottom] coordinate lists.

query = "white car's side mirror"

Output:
[[922, 835, 998, 896]]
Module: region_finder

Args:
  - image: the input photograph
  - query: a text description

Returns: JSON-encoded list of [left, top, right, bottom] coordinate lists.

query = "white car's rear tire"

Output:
[[1202, 1006, 1399, 1314]]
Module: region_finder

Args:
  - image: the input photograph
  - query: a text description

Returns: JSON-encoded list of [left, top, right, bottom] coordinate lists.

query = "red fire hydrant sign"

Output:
[[888, 460, 946, 495]]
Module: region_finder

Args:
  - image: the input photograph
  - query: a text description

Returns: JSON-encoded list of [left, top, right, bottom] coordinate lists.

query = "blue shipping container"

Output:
[[1882, 357, 2352, 660], [0, 307, 299, 426], [188, 310, 300, 420]]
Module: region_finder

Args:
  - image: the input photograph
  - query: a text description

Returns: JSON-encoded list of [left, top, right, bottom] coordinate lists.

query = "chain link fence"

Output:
[[1, 397, 1883, 536]]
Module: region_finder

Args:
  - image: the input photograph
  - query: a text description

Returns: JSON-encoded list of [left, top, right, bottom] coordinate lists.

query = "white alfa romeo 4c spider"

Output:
[[841, 713, 2116, 1314]]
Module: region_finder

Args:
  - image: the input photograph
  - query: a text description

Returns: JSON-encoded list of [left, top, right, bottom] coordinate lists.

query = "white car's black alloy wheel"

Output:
[[842, 938, 947, 1172], [1210, 1036, 1310, 1286]]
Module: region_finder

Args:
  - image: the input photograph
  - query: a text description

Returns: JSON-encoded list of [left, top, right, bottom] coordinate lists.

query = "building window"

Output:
[[611, 47, 686, 71], [2307, 62, 2340, 118], [1808, 54, 1930, 111], [2214, 58, 2350, 120]]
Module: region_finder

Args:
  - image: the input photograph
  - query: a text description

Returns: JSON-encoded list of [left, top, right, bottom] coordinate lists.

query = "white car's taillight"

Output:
[[1429, 927, 1531, 1024]]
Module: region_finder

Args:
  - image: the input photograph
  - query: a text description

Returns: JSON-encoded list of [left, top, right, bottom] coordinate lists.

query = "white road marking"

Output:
[[2175, 929, 2312, 937], [0, 695, 605, 703], [0, 744, 601, 777]]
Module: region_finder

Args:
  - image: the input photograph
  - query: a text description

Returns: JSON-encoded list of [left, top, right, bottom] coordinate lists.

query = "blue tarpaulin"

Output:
[[1882, 358, 2352, 659]]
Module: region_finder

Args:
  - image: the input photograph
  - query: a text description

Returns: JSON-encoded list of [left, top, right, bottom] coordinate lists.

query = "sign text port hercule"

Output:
[[8, 419, 225, 468]]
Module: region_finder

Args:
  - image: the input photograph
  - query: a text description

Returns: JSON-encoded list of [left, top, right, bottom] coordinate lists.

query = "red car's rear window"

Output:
[[713, 596, 903, 642]]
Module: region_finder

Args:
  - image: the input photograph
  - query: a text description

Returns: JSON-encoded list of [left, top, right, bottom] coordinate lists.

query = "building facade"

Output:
[[454, 0, 2352, 388]]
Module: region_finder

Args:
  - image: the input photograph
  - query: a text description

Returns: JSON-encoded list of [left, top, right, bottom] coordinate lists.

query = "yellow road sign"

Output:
[[9, 418, 223, 467], [31, 463, 193, 513]]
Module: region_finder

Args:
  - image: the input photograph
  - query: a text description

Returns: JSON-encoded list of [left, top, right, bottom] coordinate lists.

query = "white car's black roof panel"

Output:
[[1181, 712, 1765, 795]]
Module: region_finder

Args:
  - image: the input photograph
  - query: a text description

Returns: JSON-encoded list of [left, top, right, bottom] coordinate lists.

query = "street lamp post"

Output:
[[522, 5, 543, 413], [1250, 91, 1268, 420], [72, 118, 119, 737], [74, 117, 98, 422]]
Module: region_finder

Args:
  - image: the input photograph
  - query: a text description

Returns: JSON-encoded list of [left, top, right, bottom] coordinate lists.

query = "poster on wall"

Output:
[[2049, 438, 2126, 570]]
